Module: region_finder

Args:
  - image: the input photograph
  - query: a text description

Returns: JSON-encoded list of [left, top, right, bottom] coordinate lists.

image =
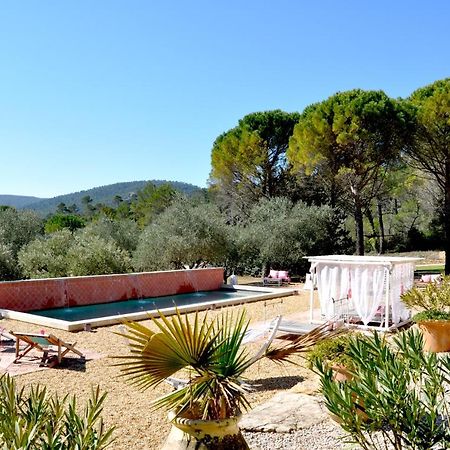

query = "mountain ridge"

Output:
[[0, 195, 44, 208], [1, 180, 202, 215]]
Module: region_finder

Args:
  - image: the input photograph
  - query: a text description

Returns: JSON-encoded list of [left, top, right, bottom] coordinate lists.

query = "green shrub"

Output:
[[133, 198, 231, 271], [307, 334, 360, 370], [316, 330, 450, 449], [0, 209, 43, 257], [401, 276, 450, 323], [18, 230, 132, 279], [67, 233, 132, 276], [18, 229, 73, 278], [412, 310, 450, 322], [83, 218, 140, 253], [0, 243, 19, 280], [45, 214, 85, 233], [0, 375, 114, 449]]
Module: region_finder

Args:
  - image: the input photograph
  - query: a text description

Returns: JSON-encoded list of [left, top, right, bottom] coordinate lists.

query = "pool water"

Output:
[[31, 288, 263, 322]]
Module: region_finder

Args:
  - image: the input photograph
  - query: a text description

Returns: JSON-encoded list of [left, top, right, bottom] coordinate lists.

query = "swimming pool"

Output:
[[1, 285, 296, 331]]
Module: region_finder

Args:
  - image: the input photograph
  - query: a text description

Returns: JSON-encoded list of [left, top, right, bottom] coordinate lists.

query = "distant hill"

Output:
[[19, 180, 203, 216], [0, 195, 44, 209]]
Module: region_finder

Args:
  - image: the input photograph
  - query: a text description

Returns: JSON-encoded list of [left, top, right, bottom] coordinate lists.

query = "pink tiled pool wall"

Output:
[[0, 268, 224, 312]]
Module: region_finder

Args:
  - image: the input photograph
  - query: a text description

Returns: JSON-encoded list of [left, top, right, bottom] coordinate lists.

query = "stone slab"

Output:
[[240, 391, 328, 433]]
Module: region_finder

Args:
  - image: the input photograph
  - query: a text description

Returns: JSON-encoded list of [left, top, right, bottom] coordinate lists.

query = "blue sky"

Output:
[[1, 1, 449, 198]]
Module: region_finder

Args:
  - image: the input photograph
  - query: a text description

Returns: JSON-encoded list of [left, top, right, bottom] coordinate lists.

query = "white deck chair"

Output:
[[165, 316, 283, 390]]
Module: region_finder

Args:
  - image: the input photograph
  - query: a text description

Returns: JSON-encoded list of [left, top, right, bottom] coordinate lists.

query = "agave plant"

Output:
[[116, 309, 344, 421]]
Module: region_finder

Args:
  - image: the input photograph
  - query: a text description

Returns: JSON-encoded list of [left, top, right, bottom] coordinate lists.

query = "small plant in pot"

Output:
[[307, 333, 359, 382], [115, 309, 344, 450], [401, 275, 450, 352], [308, 333, 370, 424]]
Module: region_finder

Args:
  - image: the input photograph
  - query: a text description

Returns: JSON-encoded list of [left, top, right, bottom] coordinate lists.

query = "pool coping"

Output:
[[0, 284, 297, 332]]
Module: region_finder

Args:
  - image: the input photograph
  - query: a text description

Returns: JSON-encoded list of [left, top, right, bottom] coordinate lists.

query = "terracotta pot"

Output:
[[329, 393, 368, 424], [161, 411, 249, 450], [331, 364, 353, 382], [418, 320, 450, 352]]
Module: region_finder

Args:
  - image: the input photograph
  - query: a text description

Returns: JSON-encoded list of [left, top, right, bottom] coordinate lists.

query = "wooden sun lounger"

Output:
[[11, 332, 84, 368]]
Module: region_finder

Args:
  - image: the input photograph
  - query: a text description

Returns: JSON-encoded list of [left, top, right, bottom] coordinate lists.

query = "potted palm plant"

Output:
[[115, 309, 344, 450], [401, 275, 450, 352]]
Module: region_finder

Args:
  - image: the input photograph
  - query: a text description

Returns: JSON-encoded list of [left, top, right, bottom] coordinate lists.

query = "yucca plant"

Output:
[[115, 309, 344, 421]]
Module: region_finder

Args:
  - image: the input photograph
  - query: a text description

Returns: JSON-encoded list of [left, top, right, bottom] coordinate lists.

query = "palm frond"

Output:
[[264, 322, 348, 364], [210, 310, 252, 378], [115, 310, 221, 389], [115, 308, 348, 420]]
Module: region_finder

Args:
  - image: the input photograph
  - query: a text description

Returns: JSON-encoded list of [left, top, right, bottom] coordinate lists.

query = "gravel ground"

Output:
[[0, 285, 351, 449], [243, 422, 354, 450]]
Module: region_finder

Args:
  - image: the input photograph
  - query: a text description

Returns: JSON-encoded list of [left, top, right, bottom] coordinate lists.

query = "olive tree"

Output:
[[18, 230, 74, 279], [0, 243, 17, 280], [82, 217, 140, 254], [18, 229, 132, 279], [0, 208, 43, 257], [67, 232, 132, 276], [133, 199, 233, 276], [241, 197, 352, 275]]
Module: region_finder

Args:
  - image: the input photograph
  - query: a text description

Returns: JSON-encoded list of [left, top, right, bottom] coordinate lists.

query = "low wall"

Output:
[[0, 268, 224, 312]]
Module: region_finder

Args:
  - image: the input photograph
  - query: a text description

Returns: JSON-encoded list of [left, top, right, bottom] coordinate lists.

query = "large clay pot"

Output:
[[331, 364, 353, 382], [329, 364, 368, 424], [418, 320, 450, 352], [161, 411, 249, 450], [329, 393, 368, 424]]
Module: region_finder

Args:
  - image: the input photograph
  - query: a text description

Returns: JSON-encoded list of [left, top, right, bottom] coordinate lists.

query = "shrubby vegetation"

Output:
[[18, 229, 132, 279], [0, 208, 43, 257], [0, 375, 114, 449], [134, 198, 231, 273], [67, 232, 132, 276], [2, 78, 450, 280], [316, 330, 450, 449], [18, 230, 73, 278], [0, 208, 43, 279], [44, 213, 85, 233], [0, 243, 17, 280], [240, 198, 352, 275], [82, 218, 140, 254]]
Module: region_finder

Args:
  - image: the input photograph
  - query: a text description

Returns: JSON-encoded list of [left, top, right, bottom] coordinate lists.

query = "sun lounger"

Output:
[[11, 331, 84, 368], [276, 321, 321, 335], [263, 270, 291, 286], [166, 316, 283, 390], [0, 329, 15, 343]]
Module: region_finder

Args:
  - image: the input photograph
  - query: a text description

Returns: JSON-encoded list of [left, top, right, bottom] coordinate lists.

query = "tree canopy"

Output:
[[133, 198, 232, 273], [240, 197, 352, 274], [210, 110, 300, 218], [44, 214, 85, 233], [404, 78, 450, 272], [288, 89, 409, 254], [131, 182, 176, 227]]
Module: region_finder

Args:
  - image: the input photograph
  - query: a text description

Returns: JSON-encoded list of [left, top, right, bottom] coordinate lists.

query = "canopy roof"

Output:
[[306, 255, 423, 266]]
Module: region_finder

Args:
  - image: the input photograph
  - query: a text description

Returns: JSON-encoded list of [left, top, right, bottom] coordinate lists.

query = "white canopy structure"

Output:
[[306, 255, 422, 331]]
